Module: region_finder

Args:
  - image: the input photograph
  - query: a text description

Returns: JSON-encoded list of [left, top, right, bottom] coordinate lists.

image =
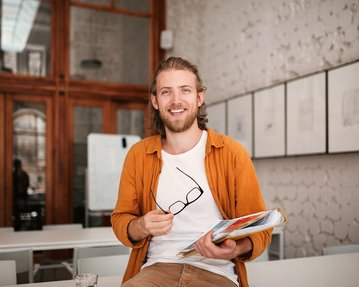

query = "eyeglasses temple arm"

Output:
[[150, 188, 169, 214], [176, 167, 204, 192]]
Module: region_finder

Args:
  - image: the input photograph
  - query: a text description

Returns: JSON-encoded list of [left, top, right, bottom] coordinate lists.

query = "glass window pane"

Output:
[[13, 102, 46, 230], [73, 106, 103, 225], [1, 1, 51, 77], [70, 7, 149, 84], [116, 108, 144, 137], [115, 0, 150, 13]]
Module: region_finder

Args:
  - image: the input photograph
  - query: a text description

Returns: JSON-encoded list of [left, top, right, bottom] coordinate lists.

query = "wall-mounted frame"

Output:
[[227, 93, 253, 157], [328, 61, 359, 153], [254, 84, 285, 158], [3, 51, 18, 73], [207, 101, 226, 134], [287, 72, 326, 155], [25, 44, 46, 77]]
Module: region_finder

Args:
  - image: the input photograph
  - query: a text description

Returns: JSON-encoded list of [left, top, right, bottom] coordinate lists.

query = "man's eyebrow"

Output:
[[158, 85, 194, 91], [159, 87, 172, 91]]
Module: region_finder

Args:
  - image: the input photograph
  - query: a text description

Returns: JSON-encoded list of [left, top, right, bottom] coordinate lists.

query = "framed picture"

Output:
[[207, 102, 226, 134], [287, 72, 326, 155], [328, 61, 359, 153], [254, 84, 285, 158], [228, 93, 253, 157], [3, 51, 17, 73], [25, 44, 46, 76]]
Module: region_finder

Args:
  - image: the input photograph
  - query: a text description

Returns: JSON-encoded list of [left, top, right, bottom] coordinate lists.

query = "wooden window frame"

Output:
[[0, 0, 165, 226]]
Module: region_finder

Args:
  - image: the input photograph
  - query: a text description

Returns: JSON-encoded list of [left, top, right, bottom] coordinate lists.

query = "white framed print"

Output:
[[254, 84, 285, 158], [328, 61, 359, 153], [207, 102, 226, 134], [227, 94, 253, 157], [287, 72, 326, 155]]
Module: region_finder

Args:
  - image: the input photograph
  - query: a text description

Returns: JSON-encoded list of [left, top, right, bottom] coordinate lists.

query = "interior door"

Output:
[[68, 98, 108, 226], [5, 94, 53, 230]]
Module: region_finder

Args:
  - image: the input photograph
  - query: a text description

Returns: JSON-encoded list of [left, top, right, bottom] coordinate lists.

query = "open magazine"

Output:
[[177, 207, 287, 258]]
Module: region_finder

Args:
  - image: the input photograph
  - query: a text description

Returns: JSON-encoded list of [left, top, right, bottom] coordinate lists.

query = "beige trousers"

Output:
[[121, 262, 238, 287]]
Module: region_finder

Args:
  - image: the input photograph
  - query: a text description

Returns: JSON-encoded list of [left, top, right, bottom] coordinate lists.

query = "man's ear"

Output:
[[151, 94, 159, 110], [197, 91, 205, 107]]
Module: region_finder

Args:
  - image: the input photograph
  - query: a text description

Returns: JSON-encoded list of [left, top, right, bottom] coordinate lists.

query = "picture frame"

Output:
[[207, 101, 226, 134], [227, 93, 253, 157], [286, 72, 326, 155], [254, 84, 285, 158], [328, 61, 359, 153], [25, 44, 46, 76]]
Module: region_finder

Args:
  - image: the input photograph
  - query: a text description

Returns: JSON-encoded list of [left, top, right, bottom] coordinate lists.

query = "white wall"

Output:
[[166, 0, 359, 258]]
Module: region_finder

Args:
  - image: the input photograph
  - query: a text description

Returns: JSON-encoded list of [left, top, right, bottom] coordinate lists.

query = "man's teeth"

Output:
[[170, 109, 184, 113]]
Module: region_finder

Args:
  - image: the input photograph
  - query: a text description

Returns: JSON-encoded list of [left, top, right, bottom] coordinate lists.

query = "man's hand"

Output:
[[128, 209, 174, 242], [194, 231, 253, 260]]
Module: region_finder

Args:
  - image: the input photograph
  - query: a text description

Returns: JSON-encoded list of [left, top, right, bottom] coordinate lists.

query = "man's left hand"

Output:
[[194, 231, 253, 260]]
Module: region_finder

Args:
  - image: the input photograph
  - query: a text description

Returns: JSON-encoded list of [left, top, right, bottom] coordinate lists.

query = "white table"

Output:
[[247, 252, 359, 287], [2, 275, 123, 287], [0, 227, 119, 252]]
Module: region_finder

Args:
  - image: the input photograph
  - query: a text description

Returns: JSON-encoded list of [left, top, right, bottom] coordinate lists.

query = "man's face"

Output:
[[151, 69, 204, 133]]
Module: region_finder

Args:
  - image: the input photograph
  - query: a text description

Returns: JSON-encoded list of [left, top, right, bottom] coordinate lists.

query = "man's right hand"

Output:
[[128, 209, 174, 242]]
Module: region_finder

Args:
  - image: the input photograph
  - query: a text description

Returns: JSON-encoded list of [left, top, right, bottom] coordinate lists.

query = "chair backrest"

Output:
[[77, 254, 130, 277], [322, 244, 359, 255], [0, 249, 33, 283], [42, 223, 83, 230], [0, 260, 17, 286], [73, 245, 130, 277]]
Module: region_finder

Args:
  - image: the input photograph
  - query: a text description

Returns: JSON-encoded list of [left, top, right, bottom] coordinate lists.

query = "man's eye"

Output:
[[182, 89, 191, 93], [162, 90, 170, 95]]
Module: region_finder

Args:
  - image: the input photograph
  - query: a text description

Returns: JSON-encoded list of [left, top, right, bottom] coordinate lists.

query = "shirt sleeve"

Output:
[[111, 147, 148, 249], [234, 146, 272, 262]]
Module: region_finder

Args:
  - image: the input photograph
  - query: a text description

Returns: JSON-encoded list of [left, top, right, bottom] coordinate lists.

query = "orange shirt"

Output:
[[111, 128, 272, 287]]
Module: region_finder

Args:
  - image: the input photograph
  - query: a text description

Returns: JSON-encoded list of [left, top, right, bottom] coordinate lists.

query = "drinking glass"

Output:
[[75, 273, 98, 287]]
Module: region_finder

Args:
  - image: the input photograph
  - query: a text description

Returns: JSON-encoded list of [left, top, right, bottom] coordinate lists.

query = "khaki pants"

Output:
[[121, 262, 238, 287]]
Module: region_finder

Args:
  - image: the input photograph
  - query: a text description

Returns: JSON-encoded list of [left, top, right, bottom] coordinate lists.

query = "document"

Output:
[[177, 207, 287, 258]]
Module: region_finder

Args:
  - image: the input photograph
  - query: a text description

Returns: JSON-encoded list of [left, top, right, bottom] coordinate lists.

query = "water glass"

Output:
[[75, 273, 98, 287]]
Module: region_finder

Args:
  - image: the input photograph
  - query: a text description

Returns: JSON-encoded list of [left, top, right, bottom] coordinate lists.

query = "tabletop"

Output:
[[2, 275, 123, 287], [0, 227, 119, 252]]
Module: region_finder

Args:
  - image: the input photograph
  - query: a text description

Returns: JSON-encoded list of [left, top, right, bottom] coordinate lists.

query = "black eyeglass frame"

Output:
[[150, 167, 204, 215]]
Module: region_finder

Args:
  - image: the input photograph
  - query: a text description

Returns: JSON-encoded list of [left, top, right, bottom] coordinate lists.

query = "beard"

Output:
[[159, 105, 198, 133]]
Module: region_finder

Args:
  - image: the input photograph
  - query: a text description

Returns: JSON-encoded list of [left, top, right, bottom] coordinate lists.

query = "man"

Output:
[[13, 158, 30, 212], [111, 57, 271, 287]]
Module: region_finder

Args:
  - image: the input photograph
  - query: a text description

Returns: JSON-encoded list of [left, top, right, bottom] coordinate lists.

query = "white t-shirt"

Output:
[[142, 130, 238, 286]]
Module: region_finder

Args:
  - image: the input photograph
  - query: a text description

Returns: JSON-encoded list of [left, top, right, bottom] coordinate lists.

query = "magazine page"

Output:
[[177, 208, 287, 258], [218, 208, 283, 242], [179, 210, 270, 254], [212, 210, 270, 241]]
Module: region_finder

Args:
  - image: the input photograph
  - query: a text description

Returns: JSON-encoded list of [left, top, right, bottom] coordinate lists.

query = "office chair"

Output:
[[0, 249, 33, 283], [73, 245, 130, 277], [34, 224, 83, 280], [77, 254, 130, 277], [0, 260, 17, 286]]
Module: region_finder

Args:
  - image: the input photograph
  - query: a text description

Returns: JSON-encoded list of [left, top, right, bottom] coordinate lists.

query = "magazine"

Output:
[[177, 207, 287, 258]]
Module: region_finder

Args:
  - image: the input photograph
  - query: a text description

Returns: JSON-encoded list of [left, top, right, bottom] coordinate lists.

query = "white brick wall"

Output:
[[253, 153, 359, 258], [166, 0, 359, 258]]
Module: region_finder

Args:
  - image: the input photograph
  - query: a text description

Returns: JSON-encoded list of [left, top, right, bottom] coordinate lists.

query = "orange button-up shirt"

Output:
[[111, 128, 271, 287]]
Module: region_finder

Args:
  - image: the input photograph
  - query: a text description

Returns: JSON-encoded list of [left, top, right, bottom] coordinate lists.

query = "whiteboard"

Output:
[[87, 133, 141, 211]]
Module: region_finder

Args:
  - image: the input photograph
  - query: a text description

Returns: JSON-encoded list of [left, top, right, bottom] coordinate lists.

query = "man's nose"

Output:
[[171, 89, 181, 103]]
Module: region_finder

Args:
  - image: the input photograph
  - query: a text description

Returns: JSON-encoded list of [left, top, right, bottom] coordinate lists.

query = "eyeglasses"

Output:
[[150, 167, 204, 215]]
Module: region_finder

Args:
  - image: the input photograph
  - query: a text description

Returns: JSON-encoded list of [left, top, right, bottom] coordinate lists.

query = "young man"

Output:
[[111, 57, 271, 287]]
